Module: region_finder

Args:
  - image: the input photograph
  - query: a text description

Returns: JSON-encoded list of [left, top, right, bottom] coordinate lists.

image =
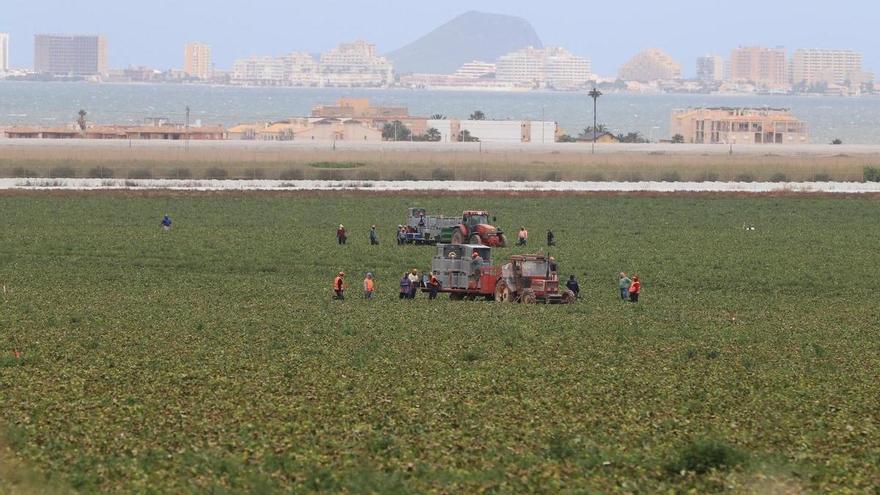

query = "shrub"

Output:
[[279, 169, 304, 181], [811, 173, 831, 182], [316, 169, 346, 180], [864, 166, 880, 182], [660, 171, 681, 182], [9, 167, 39, 178], [391, 171, 417, 181], [87, 166, 114, 178], [48, 166, 76, 178], [508, 172, 528, 182], [734, 173, 756, 183], [127, 168, 152, 180], [583, 172, 605, 182], [355, 170, 380, 181], [309, 162, 365, 169], [204, 167, 228, 180], [244, 168, 266, 180], [665, 439, 747, 475], [430, 168, 455, 180], [544, 171, 562, 182], [167, 167, 192, 179], [769, 173, 789, 182], [705, 172, 720, 182]]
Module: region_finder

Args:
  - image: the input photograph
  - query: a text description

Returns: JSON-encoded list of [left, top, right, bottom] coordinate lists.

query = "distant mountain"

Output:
[[387, 11, 543, 74]]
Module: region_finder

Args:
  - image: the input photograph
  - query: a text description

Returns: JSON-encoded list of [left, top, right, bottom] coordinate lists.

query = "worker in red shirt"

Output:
[[333, 272, 346, 300], [628, 275, 641, 303]]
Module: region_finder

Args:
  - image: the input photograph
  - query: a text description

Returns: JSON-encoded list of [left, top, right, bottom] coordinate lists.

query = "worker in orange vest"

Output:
[[333, 272, 346, 300], [363, 273, 375, 300], [628, 275, 641, 303]]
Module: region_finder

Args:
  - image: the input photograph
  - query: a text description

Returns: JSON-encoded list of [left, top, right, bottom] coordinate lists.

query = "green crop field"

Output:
[[1, 192, 878, 493]]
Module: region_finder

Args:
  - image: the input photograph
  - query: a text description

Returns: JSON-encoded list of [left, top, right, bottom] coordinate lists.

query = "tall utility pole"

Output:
[[588, 87, 602, 155]]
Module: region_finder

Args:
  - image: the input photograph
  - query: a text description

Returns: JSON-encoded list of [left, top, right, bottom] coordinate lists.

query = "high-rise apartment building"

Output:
[[0, 33, 9, 72], [696, 55, 724, 83], [618, 49, 682, 82], [790, 49, 863, 86], [319, 41, 393, 87], [184, 42, 212, 79], [496, 47, 591, 89], [34, 34, 107, 75], [729, 46, 787, 88]]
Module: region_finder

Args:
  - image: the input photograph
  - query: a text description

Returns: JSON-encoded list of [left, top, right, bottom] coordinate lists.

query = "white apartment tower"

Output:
[[0, 33, 9, 72], [496, 47, 591, 89], [791, 49, 864, 86], [696, 55, 724, 83], [319, 41, 394, 87]]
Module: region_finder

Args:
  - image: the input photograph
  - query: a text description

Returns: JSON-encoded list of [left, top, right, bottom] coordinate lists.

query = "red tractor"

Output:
[[426, 245, 574, 304], [447, 210, 507, 247]]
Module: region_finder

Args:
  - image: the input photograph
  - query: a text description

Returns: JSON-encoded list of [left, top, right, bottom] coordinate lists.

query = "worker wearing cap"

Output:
[[333, 272, 346, 300], [407, 269, 420, 299], [336, 225, 347, 245]]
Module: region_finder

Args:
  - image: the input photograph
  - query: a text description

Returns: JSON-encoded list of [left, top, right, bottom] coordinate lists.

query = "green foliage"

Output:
[[167, 167, 192, 179], [863, 166, 880, 182], [665, 439, 748, 475], [308, 162, 365, 169], [381, 121, 411, 141], [127, 168, 152, 180], [0, 194, 879, 493], [279, 168, 304, 180], [671, 134, 685, 144], [48, 166, 76, 178], [469, 110, 486, 120], [204, 167, 228, 180], [86, 166, 115, 178], [430, 168, 454, 180]]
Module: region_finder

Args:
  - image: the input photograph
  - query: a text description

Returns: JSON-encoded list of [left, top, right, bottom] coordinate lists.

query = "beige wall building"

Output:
[[729, 47, 787, 88], [671, 107, 808, 145], [0, 33, 9, 72], [618, 48, 681, 82], [34, 34, 107, 75], [496, 46, 591, 89], [790, 49, 863, 86], [184, 42, 212, 79]]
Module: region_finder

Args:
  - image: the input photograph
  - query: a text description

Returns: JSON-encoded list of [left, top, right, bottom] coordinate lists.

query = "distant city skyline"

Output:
[[0, 0, 877, 77]]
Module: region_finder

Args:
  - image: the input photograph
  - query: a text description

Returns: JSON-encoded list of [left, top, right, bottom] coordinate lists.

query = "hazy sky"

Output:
[[2, 0, 876, 76]]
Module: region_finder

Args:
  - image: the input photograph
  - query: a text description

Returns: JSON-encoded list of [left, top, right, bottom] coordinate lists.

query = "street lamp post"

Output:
[[588, 87, 602, 154]]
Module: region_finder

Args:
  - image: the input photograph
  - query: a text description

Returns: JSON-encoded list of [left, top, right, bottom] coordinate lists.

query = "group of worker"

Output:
[[332, 269, 442, 301], [516, 227, 556, 247], [618, 272, 641, 303]]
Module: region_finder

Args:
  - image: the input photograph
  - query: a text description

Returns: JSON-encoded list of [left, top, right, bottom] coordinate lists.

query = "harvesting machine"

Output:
[[425, 244, 575, 304], [403, 208, 506, 247]]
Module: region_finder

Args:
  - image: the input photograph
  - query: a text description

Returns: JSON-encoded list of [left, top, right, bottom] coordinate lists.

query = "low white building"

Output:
[[428, 119, 558, 144]]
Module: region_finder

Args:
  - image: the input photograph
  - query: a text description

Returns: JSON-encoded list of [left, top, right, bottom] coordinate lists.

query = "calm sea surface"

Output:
[[2, 81, 879, 144]]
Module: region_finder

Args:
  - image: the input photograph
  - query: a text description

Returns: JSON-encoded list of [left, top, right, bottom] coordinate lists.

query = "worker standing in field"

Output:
[[399, 272, 411, 300], [336, 224, 347, 245], [363, 273, 375, 300], [618, 273, 632, 301], [333, 272, 346, 300], [470, 251, 483, 288], [407, 269, 420, 299], [397, 225, 407, 245], [427, 272, 441, 300], [517, 227, 528, 246], [628, 275, 641, 303], [161, 214, 172, 231], [566, 275, 580, 298], [547, 230, 555, 247], [369, 225, 379, 245]]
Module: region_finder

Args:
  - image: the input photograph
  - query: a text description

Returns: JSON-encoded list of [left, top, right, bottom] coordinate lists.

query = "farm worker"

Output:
[[547, 230, 555, 247], [397, 225, 407, 245], [566, 275, 580, 298], [470, 251, 483, 288], [408, 269, 421, 299], [363, 273, 375, 299], [618, 273, 632, 301], [369, 225, 379, 245], [628, 275, 641, 303], [418, 213, 426, 228], [333, 272, 346, 300], [549, 256, 558, 276], [337, 224, 347, 245], [517, 227, 528, 246], [427, 272, 441, 300], [399, 273, 411, 300], [161, 215, 172, 231]]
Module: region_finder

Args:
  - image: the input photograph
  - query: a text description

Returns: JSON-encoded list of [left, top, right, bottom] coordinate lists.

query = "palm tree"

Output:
[[429, 114, 446, 120], [76, 109, 87, 131], [469, 110, 486, 121]]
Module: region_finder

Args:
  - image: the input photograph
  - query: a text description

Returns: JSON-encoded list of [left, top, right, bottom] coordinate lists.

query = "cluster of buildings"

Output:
[[231, 41, 393, 87], [670, 107, 809, 145], [401, 46, 592, 91], [624, 46, 873, 95]]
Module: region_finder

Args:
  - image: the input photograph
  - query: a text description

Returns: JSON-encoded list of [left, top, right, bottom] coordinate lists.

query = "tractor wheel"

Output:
[[561, 290, 576, 304], [469, 234, 482, 245], [521, 289, 537, 304], [494, 282, 511, 303], [451, 229, 465, 245]]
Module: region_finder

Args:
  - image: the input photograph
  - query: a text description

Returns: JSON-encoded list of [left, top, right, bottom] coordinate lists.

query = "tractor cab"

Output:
[[462, 210, 491, 228], [496, 253, 570, 303]]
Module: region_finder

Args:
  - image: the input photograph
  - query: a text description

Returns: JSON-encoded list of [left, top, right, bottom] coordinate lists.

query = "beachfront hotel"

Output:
[[670, 107, 808, 145], [790, 49, 868, 86], [184, 42, 212, 80], [618, 48, 682, 82], [496, 47, 591, 89], [728, 46, 787, 89], [34, 34, 107, 75]]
